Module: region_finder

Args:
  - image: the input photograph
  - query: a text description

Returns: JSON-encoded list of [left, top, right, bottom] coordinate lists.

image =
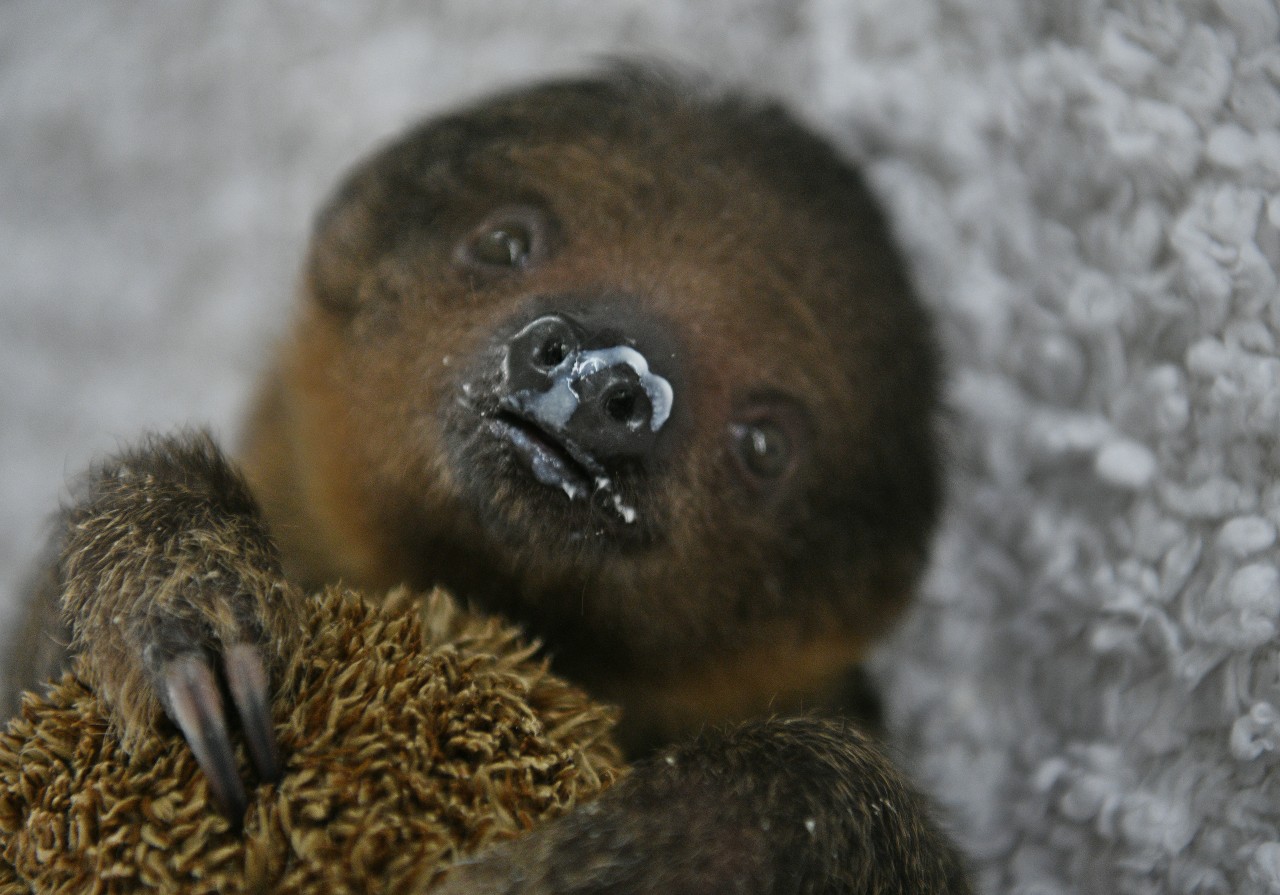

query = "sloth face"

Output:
[[273, 71, 941, 712]]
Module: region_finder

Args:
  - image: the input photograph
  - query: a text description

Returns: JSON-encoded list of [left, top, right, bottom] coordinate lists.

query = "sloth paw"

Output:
[[59, 431, 295, 826], [76, 562, 285, 825]]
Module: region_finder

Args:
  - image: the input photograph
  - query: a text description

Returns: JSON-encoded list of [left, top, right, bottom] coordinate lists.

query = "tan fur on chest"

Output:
[[602, 623, 875, 750]]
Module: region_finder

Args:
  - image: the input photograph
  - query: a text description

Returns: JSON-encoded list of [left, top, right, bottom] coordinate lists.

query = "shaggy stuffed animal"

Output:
[[0, 585, 623, 894]]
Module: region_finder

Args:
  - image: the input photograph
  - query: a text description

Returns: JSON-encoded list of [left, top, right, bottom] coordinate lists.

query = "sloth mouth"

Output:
[[467, 401, 644, 530], [486, 410, 600, 500]]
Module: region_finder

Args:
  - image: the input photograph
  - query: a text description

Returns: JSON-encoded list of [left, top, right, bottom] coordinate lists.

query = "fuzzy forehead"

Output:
[[343, 67, 876, 229]]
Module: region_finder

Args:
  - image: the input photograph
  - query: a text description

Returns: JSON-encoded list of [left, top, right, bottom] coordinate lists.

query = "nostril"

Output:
[[603, 386, 642, 426], [508, 314, 582, 383], [536, 337, 568, 369]]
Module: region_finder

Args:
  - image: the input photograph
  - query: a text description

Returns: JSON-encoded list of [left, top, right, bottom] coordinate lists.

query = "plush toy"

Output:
[[0, 585, 623, 894]]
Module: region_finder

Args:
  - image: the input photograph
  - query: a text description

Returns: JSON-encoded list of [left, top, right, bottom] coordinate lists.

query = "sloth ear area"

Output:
[[304, 185, 401, 316], [454, 204, 559, 275]]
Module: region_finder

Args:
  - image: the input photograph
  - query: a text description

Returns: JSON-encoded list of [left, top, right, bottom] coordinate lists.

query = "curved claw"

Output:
[[161, 643, 282, 828], [223, 642, 281, 784], [164, 655, 248, 824]]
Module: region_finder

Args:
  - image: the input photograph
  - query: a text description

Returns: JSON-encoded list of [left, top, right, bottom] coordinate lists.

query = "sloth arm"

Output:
[[37, 430, 298, 820], [433, 715, 971, 894]]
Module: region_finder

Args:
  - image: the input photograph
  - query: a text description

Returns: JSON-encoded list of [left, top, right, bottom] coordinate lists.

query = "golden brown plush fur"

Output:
[[1, 582, 621, 894]]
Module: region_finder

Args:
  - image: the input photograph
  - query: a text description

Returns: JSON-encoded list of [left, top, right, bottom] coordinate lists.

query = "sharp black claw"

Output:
[[164, 654, 248, 825], [224, 642, 281, 783]]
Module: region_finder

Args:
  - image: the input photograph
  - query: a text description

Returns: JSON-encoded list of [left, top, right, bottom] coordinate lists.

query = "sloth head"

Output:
[[262, 67, 941, 740]]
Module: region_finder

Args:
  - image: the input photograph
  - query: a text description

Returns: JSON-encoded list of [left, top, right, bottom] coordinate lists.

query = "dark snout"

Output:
[[502, 312, 673, 464], [471, 298, 681, 519]]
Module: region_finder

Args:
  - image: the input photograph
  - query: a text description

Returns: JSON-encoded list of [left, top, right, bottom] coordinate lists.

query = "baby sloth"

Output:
[[11, 69, 968, 892]]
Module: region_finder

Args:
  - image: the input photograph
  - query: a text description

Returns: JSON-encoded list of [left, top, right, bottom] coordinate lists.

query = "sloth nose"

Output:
[[563, 363, 656, 460], [501, 311, 675, 465]]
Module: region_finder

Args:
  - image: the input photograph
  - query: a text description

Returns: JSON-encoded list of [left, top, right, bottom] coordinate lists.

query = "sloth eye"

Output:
[[728, 395, 809, 490], [472, 225, 532, 267], [731, 420, 791, 479], [457, 205, 555, 272]]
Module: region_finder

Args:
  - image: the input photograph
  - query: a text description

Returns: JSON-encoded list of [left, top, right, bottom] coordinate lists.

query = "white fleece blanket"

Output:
[[2, 2, 1277, 892]]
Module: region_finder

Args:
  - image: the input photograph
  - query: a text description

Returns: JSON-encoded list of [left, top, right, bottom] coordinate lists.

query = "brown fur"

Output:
[[55, 434, 301, 751], [433, 718, 967, 895]]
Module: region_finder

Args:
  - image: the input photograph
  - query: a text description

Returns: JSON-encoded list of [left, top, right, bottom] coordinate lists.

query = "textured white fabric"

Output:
[[2, 2, 1277, 892]]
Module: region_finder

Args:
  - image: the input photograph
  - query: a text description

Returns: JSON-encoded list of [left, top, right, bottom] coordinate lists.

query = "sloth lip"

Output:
[[486, 409, 601, 499]]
